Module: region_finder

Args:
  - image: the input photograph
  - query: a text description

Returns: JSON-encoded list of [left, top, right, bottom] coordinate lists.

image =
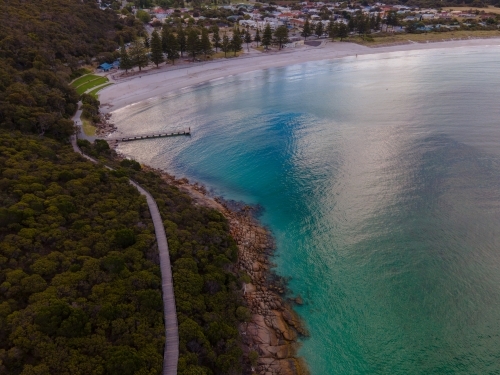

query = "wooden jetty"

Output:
[[106, 129, 191, 143]]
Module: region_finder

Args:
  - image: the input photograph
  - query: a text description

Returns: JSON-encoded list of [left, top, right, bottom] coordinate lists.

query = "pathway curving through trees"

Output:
[[71, 106, 179, 375]]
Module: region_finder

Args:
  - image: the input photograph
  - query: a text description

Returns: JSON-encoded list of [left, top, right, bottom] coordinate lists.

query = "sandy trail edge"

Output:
[[100, 38, 500, 114]]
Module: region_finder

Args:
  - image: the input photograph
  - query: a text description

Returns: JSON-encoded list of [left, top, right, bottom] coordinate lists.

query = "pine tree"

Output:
[[211, 25, 221, 52], [338, 22, 348, 41], [273, 25, 289, 50], [375, 14, 381, 30], [262, 24, 272, 50], [166, 33, 180, 64], [144, 35, 150, 48], [328, 20, 338, 41], [254, 29, 261, 47], [315, 21, 324, 38], [302, 19, 312, 40], [119, 39, 133, 73], [186, 28, 201, 61], [244, 30, 252, 51], [230, 28, 242, 56], [221, 33, 230, 58], [348, 17, 355, 32], [129, 39, 149, 71], [177, 26, 186, 57], [161, 25, 170, 54], [150, 30, 164, 67], [200, 28, 212, 57]]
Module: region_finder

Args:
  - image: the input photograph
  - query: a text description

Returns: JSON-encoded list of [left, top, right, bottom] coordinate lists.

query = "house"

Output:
[[289, 18, 305, 28]]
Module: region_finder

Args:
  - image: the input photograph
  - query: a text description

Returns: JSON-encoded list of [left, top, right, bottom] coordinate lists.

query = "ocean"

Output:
[[112, 45, 500, 374]]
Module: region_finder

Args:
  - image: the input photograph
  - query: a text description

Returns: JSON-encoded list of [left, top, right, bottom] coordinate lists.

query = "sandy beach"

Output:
[[100, 38, 500, 113]]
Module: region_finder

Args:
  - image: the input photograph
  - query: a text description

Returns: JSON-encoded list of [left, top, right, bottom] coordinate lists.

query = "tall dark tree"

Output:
[[161, 25, 170, 54], [200, 28, 213, 57], [375, 13, 382, 30], [262, 24, 273, 50], [254, 28, 261, 47], [221, 33, 231, 57], [315, 21, 324, 37], [150, 30, 164, 67], [348, 16, 355, 32], [230, 28, 242, 56], [120, 40, 134, 73], [166, 32, 180, 64], [244, 30, 252, 51], [212, 25, 221, 52], [186, 28, 201, 61], [177, 26, 187, 57], [273, 25, 289, 50], [302, 18, 312, 40], [129, 39, 149, 71], [328, 20, 338, 41], [338, 22, 348, 41]]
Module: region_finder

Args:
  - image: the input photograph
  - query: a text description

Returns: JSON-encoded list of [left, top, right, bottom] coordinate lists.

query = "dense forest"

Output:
[[0, 0, 142, 138], [0, 133, 245, 375], [0, 1, 247, 374]]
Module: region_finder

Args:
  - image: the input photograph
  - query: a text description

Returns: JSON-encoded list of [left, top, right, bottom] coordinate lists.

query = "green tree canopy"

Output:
[[129, 39, 149, 71], [273, 25, 289, 50], [150, 30, 165, 67]]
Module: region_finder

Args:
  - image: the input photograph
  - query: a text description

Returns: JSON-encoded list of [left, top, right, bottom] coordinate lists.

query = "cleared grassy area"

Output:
[[212, 51, 243, 59], [81, 118, 96, 136], [76, 77, 109, 95], [88, 83, 113, 99], [443, 6, 500, 14], [71, 74, 100, 87], [345, 29, 500, 46]]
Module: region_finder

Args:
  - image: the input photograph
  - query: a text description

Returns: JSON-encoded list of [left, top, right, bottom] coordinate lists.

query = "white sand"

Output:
[[100, 39, 500, 113]]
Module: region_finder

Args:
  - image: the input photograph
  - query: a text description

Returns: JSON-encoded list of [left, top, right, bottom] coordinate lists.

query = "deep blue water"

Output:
[[113, 46, 500, 374]]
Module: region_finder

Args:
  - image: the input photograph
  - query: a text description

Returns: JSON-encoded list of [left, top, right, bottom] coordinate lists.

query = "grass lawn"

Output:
[[212, 51, 243, 59], [345, 29, 500, 46], [71, 74, 100, 88], [443, 6, 500, 14], [81, 118, 96, 136], [76, 77, 109, 95], [88, 83, 113, 99]]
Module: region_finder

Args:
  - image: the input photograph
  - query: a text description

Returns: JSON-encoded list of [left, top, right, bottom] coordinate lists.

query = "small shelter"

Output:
[[98, 63, 113, 71]]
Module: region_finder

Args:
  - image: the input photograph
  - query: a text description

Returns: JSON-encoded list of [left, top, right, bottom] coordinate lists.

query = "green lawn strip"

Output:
[[71, 74, 100, 87], [88, 83, 114, 99], [81, 117, 96, 136], [76, 77, 109, 95]]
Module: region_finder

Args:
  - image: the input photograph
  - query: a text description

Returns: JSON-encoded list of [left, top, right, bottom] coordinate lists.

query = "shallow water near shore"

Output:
[[113, 46, 500, 374]]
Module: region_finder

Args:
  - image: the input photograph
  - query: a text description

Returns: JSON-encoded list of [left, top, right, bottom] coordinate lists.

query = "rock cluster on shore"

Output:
[[223, 207, 309, 375], [94, 113, 117, 137]]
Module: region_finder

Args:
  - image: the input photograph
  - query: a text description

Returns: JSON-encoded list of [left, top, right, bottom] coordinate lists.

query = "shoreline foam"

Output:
[[100, 38, 500, 114]]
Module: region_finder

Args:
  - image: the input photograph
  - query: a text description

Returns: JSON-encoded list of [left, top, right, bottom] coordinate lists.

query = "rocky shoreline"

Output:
[[148, 168, 310, 375]]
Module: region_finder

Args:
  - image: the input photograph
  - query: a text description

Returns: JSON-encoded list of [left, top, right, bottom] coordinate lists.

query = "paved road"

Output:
[[71, 109, 179, 375]]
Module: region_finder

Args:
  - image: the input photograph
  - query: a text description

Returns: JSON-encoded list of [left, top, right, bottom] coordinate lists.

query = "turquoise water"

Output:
[[113, 46, 500, 374]]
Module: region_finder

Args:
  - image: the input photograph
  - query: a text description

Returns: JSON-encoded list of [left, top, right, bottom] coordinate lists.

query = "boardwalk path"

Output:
[[71, 106, 179, 375]]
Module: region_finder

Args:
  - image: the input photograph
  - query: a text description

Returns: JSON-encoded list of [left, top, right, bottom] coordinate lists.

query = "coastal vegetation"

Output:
[[0, 133, 164, 374], [0, 132, 248, 374], [0, 0, 143, 138]]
